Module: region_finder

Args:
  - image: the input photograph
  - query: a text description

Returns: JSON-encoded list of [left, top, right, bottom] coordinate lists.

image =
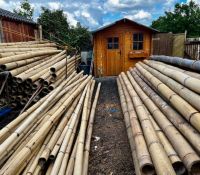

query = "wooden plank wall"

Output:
[[93, 21, 152, 77], [172, 33, 185, 57], [1, 19, 37, 42], [153, 33, 185, 57], [152, 33, 173, 56]]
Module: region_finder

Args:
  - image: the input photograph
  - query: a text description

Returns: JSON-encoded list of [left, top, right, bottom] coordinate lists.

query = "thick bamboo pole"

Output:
[[0, 55, 48, 70], [0, 50, 61, 64], [0, 76, 88, 159], [121, 72, 176, 175], [2, 42, 57, 48], [136, 62, 200, 132], [0, 47, 56, 53], [130, 68, 200, 154], [150, 55, 200, 72], [144, 60, 200, 94], [3, 76, 92, 175], [117, 78, 143, 175], [118, 75, 155, 175], [141, 62, 200, 111], [148, 60, 200, 80], [127, 72, 185, 174]]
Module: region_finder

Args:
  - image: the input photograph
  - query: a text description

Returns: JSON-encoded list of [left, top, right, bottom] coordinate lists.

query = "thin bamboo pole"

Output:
[[82, 83, 101, 175], [50, 83, 90, 175], [73, 82, 91, 175]]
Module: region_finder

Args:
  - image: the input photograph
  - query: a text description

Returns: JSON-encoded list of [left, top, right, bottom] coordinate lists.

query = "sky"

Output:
[[0, 0, 200, 30]]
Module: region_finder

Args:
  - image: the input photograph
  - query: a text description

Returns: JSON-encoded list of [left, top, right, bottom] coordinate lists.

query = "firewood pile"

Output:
[[0, 41, 80, 109], [0, 64, 101, 174], [118, 56, 200, 175]]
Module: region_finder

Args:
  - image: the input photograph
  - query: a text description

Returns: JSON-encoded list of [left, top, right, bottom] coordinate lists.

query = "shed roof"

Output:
[[92, 18, 158, 33], [0, 8, 36, 25]]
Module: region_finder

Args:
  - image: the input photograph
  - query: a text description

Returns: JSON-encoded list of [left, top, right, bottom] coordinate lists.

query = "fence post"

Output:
[[39, 25, 42, 41]]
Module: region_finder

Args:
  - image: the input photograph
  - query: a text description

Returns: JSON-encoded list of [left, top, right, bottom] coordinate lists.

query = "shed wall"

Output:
[[1, 18, 37, 42], [93, 21, 152, 77]]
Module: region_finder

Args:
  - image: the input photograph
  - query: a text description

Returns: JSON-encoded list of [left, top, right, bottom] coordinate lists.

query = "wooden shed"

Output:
[[0, 8, 38, 43], [92, 18, 158, 77]]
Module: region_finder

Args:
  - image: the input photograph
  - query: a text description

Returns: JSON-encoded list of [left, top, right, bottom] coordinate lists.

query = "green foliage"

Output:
[[13, 0, 34, 20], [151, 0, 200, 37], [38, 8, 92, 50]]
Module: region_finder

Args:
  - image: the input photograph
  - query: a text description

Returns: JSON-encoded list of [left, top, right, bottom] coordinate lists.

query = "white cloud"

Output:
[[125, 10, 152, 21], [48, 2, 63, 10], [63, 11, 78, 26]]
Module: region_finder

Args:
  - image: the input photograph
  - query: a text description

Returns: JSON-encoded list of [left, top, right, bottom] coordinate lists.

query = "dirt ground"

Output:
[[89, 77, 135, 175]]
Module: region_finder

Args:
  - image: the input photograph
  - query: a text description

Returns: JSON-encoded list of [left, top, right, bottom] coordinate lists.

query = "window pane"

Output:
[[133, 42, 138, 50], [138, 42, 143, 50], [139, 33, 143, 41], [108, 43, 113, 49], [133, 34, 138, 41], [108, 38, 112, 43], [114, 43, 119, 49], [114, 37, 119, 43]]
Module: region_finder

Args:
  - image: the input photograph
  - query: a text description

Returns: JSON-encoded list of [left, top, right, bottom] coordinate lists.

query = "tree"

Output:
[[13, 0, 34, 20], [38, 8, 92, 50], [38, 7, 70, 45], [69, 22, 92, 51], [151, 1, 200, 37]]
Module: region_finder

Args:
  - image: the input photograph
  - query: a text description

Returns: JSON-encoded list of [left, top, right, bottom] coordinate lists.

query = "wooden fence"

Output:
[[152, 33, 185, 57], [185, 41, 200, 60]]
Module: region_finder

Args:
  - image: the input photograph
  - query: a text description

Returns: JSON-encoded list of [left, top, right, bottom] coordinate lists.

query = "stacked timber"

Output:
[[0, 41, 80, 109], [0, 71, 101, 175], [117, 56, 200, 175]]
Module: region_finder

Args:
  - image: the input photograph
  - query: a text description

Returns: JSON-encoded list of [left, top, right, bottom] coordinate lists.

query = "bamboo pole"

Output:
[[3, 76, 92, 175], [50, 83, 90, 175], [118, 75, 155, 175], [0, 50, 61, 64], [141, 62, 200, 111], [130, 68, 200, 154], [73, 82, 91, 175], [127, 71, 193, 174], [117, 78, 143, 175], [0, 76, 89, 159], [150, 55, 200, 72], [148, 60, 200, 80], [121, 72, 176, 175], [82, 83, 101, 175], [144, 60, 200, 94], [136, 62, 200, 132]]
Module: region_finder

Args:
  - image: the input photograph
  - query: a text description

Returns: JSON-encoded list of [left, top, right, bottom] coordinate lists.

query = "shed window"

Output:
[[107, 37, 119, 49], [133, 33, 143, 50]]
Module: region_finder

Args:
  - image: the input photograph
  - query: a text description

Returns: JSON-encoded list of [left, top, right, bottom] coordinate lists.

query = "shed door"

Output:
[[106, 35, 122, 76]]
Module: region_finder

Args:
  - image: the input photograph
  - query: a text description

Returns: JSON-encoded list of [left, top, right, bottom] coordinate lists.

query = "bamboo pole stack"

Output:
[[0, 41, 80, 109], [0, 68, 101, 175], [117, 56, 200, 175]]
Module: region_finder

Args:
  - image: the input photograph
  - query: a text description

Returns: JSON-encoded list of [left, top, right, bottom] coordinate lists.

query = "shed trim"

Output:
[[92, 18, 158, 34]]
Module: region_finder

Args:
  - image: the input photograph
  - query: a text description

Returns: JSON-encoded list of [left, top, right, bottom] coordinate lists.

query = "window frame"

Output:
[[133, 33, 144, 50], [107, 37, 119, 50]]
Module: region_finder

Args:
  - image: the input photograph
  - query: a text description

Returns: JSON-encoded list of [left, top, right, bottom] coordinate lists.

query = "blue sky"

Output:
[[0, 0, 199, 30]]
